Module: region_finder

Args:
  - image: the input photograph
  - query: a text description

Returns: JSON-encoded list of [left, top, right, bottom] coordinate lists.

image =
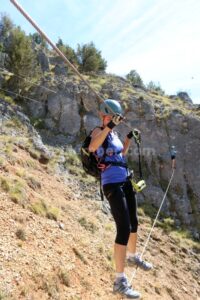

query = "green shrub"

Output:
[[158, 217, 175, 233], [46, 207, 60, 221], [10, 179, 26, 204], [0, 176, 26, 204], [64, 148, 80, 166], [30, 200, 47, 217], [30, 200, 60, 221], [0, 176, 11, 192], [16, 228, 26, 241], [78, 217, 97, 233]]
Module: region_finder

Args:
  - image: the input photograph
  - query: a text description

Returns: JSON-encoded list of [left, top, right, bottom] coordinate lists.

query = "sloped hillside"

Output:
[[19, 69, 200, 235], [0, 99, 200, 300]]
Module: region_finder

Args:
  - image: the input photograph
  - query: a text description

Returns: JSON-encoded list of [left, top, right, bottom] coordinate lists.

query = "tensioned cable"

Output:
[[129, 167, 175, 284], [0, 87, 44, 104], [0, 66, 56, 94]]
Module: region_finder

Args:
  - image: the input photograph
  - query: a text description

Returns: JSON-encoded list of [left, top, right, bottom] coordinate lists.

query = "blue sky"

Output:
[[1, 0, 200, 103]]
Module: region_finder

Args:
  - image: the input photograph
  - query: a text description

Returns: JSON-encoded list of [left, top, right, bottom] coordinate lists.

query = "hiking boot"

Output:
[[113, 277, 141, 299], [127, 254, 153, 271]]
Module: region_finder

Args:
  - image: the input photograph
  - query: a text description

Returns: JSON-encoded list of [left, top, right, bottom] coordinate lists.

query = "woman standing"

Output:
[[89, 99, 152, 299]]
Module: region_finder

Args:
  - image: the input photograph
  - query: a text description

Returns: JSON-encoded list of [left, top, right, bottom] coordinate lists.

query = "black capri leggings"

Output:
[[103, 180, 138, 246]]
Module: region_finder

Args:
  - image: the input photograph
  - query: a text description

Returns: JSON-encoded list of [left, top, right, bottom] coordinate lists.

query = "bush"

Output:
[[158, 217, 175, 232], [56, 38, 77, 65], [78, 217, 97, 233], [15, 228, 26, 241], [46, 207, 59, 221], [30, 200, 47, 217], [3, 19, 42, 93], [126, 70, 144, 87], [147, 81, 165, 95], [30, 200, 60, 221], [76, 42, 107, 73]]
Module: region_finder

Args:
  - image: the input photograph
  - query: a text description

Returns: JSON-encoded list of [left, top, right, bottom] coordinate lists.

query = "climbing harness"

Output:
[[129, 146, 176, 284]]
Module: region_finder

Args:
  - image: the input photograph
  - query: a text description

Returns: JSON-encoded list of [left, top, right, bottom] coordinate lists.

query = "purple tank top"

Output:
[[96, 131, 128, 185]]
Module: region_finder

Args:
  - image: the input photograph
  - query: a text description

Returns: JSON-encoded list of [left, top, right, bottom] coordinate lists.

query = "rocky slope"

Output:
[[0, 98, 200, 300], [11, 62, 200, 235]]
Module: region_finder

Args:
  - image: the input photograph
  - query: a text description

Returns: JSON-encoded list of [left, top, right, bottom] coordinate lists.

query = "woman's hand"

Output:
[[106, 114, 124, 129], [127, 128, 141, 143]]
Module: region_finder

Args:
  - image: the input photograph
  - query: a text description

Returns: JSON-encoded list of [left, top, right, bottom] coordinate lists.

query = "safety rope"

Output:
[[129, 166, 175, 285], [0, 66, 56, 94], [10, 0, 104, 103], [10, 0, 134, 123]]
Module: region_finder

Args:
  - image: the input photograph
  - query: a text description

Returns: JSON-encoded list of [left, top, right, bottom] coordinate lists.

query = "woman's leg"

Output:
[[103, 183, 131, 273], [114, 243, 127, 273], [103, 183, 141, 298], [127, 232, 137, 254], [124, 181, 153, 271], [123, 181, 138, 254]]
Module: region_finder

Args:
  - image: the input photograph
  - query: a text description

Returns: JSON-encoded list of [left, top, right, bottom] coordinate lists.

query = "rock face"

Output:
[[6, 73, 200, 234], [37, 50, 49, 72], [177, 92, 193, 104]]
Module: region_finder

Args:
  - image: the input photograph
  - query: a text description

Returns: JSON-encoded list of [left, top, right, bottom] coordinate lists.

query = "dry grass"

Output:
[[0, 175, 27, 204], [30, 199, 60, 221]]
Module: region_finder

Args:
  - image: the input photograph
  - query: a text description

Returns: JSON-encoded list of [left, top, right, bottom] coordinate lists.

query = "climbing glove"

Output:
[[107, 114, 124, 129], [127, 128, 141, 143]]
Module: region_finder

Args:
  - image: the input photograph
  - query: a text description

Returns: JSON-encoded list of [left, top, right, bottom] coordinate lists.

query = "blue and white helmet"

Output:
[[100, 99, 123, 115]]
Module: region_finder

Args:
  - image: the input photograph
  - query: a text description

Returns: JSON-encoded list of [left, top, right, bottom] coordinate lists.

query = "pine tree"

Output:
[[56, 39, 77, 64], [126, 70, 144, 87], [31, 32, 48, 49], [0, 14, 13, 41], [147, 81, 164, 95], [76, 42, 107, 73], [5, 26, 41, 93]]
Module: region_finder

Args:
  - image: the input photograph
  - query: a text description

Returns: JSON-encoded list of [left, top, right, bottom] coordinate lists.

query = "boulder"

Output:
[[37, 50, 49, 72], [177, 92, 193, 104]]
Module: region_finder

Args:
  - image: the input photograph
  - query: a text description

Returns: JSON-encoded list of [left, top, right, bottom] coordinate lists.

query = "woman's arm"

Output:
[[122, 129, 141, 156], [89, 114, 123, 152], [122, 136, 132, 156], [88, 127, 111, 152]]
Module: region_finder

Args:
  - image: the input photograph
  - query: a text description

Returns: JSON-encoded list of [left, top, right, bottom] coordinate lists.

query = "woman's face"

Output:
[[102, 114, 112, 126]]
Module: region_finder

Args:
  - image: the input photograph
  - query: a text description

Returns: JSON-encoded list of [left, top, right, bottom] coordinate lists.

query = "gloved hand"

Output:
[[107, 114, 124, 129], [127, 128, 141, 143]]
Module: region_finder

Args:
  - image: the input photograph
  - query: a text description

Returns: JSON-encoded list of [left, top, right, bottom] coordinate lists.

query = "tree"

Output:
[[0, 14, 14, 53], [0, 14, 13, 40], [147, 81, 165, 95], [76, 42, 107, 73], [56, 38, 77, 64], [126, 70, 144, 87], [5, 26, 41, 93], [31, 32, 48, 49]]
